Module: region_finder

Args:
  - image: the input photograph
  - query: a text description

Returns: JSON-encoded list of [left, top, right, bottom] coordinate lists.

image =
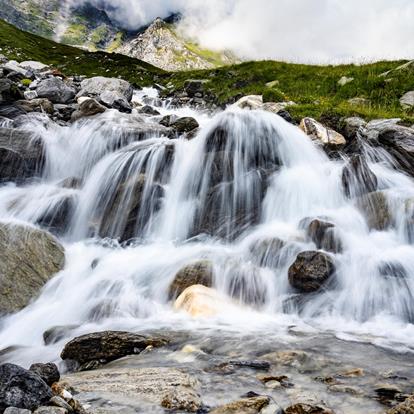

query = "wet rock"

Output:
[[328, 384, 363, 395], [400, 91, 414, 109], [301, 218, 342, 253], [43, 325, 79, 346], [277, 109, 295, 124], [285, 403, 333, 414], [168, 260, 213, 300], [300, 117, 346, 149], [60, 331, 169, 367], [160, 387, 202, 412], [169, 117, 198, 134], [375, 384, 403, 400], [342, 154, 378, 198], [16, 99, 54, 115], [54, 104, 77, 123], [288, 251, 335, 293], [0, 127, 44, 182], [159, 114, 178, 127], [0, 222, 65, 315], [210, 395, 270, 414], [137, 105, 160, 116], [49, 396, 72, 412], [59, 177, 82, 190], [342, 117, 367, 142], [0, 363, 53, 412], [63, 367, 199, 410], [248, 237, 286, 267], [34, 407, 67, 414], [0, 79, 23, 103], [387, 395, 414, 413], [377, 126, 414, 178], [70, 98, 106, 122], [29, 363, 60, 386], [356, 191, 391, 231], [378, 262, 407, 279], [36, 78, 76, 104]]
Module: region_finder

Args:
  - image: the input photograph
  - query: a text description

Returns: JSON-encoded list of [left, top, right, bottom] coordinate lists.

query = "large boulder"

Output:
[[0, 363, 53, 412], [15, 99, 54, 115], [29, 364, 60, 387], [60, 331, 169, 367], [210, 395, 270, 414], [0, 222, 65, 315], [400, 91, 414, 110], [170, 117, 199, 134], [300, 117, 346, 149], [168, 260, 213, 300], [377, 126, 414, 178], [71, 98, 106, 122], [0, 127, 44, 182], [36, 78, 76, 104], [288, 251, 335, 293], [356, 191, 391, 231], [342, 154, 378, 198]]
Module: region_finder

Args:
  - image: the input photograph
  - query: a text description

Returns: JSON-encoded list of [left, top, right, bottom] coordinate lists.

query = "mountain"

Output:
[[0, 1, 238, 71]]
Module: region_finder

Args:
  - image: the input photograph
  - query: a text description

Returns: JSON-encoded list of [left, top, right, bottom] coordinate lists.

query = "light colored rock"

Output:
[[265, 80, 280, 88], [19, 61, 49, 72], [24, 90, 38, 100], [36, 77, 76, 104], [34, 407, 67, 414], [338, 76, 354, 86], [77, 76, 133, 103], [386, 394, 414, 413], [234, 95, 263, 110], [348, 97, 370, 106], [0, 222, 65, 315], [71, 98, 106, 122], [2, 60, 31, 77], [300, 117, 346, 147], [4, 408, 31, 414], [210, 396, 270, 414], [400, 91, 414, 109]]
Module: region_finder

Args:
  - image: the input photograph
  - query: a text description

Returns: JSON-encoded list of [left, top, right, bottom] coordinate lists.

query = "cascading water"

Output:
[[1, 94, 414, 368]]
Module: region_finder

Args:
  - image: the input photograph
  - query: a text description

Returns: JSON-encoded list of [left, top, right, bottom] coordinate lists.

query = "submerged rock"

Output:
[[0, 363, 53, 412], [168, 260, 213, 300], [0, 222, 65, 315], [248, 237, 286, 267], [210, 395, 270, 414], [356, 191, 391, 231], [60, 331, 169, 367], [288, 251, 335, 293]]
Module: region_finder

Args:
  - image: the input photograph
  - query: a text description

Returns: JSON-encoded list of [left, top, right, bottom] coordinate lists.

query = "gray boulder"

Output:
[[288, 251, 335, 293], [0, 222, 65, 315], [342, 117, 366, 141], [18, 61, 49, 73], [400, 91, 414, 109], [29, 363, 60, 386], [36, 78, 76, 104], [71, 98, 106, 122], [0, 363, 52, 412]]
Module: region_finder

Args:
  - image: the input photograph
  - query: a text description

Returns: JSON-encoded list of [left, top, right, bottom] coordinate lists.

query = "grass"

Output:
[[0, 18, 413, 125]]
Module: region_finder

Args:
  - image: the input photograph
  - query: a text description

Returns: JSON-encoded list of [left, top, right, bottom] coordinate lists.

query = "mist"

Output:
[[73, 0, 414, 63]]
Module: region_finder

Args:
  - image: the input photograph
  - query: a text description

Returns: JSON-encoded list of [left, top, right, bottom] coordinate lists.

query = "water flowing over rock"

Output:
[[0, 363, 52, 412], [60, 331, 169, 367], [342, 155, 378, 198], [356, 191, 391, 231], [288, 251, 335, 293], [0, 222, 65, 315]]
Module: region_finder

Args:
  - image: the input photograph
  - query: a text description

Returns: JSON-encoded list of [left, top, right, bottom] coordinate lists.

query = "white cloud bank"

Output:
[[78, 0, 414, 63]]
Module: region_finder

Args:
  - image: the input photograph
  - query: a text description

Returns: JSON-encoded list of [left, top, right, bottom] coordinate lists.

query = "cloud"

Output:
[[71, 0, 414, 63]]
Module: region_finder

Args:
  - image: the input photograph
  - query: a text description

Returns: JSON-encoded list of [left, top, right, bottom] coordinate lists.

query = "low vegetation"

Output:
[[1, 18, 413, 124]]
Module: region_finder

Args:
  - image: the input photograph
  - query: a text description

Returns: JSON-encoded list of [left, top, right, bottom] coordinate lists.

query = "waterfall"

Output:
[[1, 98, 414, 366]]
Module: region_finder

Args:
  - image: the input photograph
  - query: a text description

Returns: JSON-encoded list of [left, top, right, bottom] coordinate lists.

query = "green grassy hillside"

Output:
[[1, 18, 413, 125]]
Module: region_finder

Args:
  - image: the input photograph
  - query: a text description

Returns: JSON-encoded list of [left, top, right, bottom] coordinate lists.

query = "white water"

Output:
[[1, 92, 414, 366]]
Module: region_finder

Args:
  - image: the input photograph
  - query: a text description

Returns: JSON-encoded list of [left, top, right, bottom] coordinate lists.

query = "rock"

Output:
[[387, 395, 414, 413], [174, 285, 233, 317], [29, 363, 60, 386], [23, 90, 38, 100], [2, 61, 33, 79], [168, 260, 213, 300], [70, 98, 106, 122], [234, 95, 263, 110], [0, 222, 65, 315], [137, 105, 160, 116], [63, 367, 200, 411], [49, 397, 72, 412], [54, 104, 77, 123], [377, 126, 414, 178], [170, 117, 199, 134], [18, 61, 49, 73], [100, 91, 132, 113], [159, 114, 178, 127], [364, 118, 402, 141], [356, 191, 391, 230], [36, 78, 76, 104], [60, 331, 169, 367], [0, 363, 53, 412], [34, 407, 67, 414], [342, 154, 378, 198], [342, 117, 366, 141], [4, 408, 31, 414], [249, 237, 286, 267], [285, 403, 333, 414], [0, 79, 23, 103], [16, 98, 54, 114], [300, 117, 346, 149], [301, 218, 342, 253], [76, 77, 133, 105], [160, 387, 202, 412], [210, 396, 270, 414], [184, 79, 209, 97], [277, 109, 295, 124], [288, 251, 335, 293], [348, 97, 370, 106], [375, 384, 402, 399], [400, 91, 414, 109], [338, 76, 354, 86]]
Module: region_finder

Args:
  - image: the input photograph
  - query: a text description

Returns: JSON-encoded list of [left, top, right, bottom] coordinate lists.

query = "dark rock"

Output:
[[342, 155, 378, 198], [0, 363, 52, 412], [285, 403, 333, 414], [378, 262, 407, 279], [159, 114, 178, 127], [288, 251, 335, 293], [0, 104, 26, 120], [54, 104, 77, 123], [210, 395, 270, 414], [137, 105, 160, 116], [342, 117, 366, 141], [184, 79, 208, 97], [277, 109, 295, 125], [36, 78, 76, 104], [59, 177, 82, 189], [301, 218, 342, 253], [356, 191, 391, 231], [71, 99, 106, 122], [60, 331, 169, 367], [170, 117, 199, 134], [0, 222, 65, 315], [43, 325, 79, 346], [0, 79, 23, 103], [168, 260, 213, 300], [29, 363, 60, 386]]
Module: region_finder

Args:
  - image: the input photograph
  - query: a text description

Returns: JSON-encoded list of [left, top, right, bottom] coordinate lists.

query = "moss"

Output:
[[20, 78, 32, 87], [60, 24, 88, 45], [262, 88, 286, 103]]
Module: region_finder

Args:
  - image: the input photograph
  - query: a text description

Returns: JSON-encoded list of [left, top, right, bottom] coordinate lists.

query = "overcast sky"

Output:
[[81, 0, 414, 63]]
